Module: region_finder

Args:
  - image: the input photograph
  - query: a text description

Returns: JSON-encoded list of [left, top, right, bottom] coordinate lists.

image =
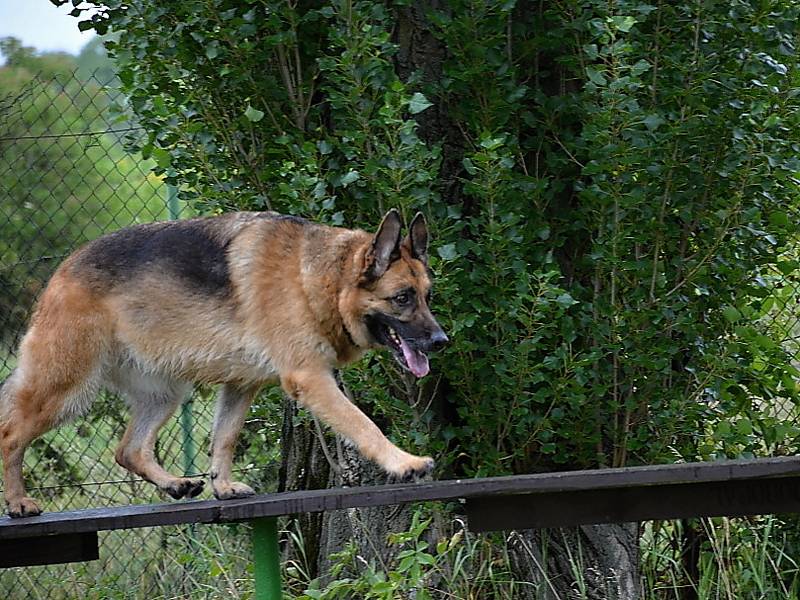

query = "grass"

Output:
[[641, 517, 800, 599], [2, 341, 799, 598]]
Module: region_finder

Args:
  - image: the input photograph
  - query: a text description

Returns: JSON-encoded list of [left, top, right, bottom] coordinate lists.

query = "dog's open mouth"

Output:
[[366, 316, 430, 378], [385, 325, 430, 378]]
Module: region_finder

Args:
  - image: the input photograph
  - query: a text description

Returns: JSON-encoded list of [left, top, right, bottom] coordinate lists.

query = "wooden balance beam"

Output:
[[2, 456, 800, 599]]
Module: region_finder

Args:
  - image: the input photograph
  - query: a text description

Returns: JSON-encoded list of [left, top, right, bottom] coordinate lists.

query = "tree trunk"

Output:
[[395, 3, 643, 597], [280, 3, 643, 595], [394, 2, 467, 212], [678, 519, 702, 600], [278, 395, 330, 578], [317, 442, 415, 576], [507, 524, 640, 600], [280, 376, 421, 582]]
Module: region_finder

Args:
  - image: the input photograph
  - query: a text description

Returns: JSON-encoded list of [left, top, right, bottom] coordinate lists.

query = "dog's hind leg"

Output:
[[1, 273, 108, 517], [114, 378, 205, 500], [209, 384, 260, 500], [0, 372, 66, 518]]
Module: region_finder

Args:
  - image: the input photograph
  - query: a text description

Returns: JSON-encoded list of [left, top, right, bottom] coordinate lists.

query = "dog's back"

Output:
[[60, 211, 341, 384], [69, 211, 282, 296]]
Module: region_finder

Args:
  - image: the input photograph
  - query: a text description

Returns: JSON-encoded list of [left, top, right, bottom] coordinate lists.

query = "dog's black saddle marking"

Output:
[[76, 219, 234, 296]]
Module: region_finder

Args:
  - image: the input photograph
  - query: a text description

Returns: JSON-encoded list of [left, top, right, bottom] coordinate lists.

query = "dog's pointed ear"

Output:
[[363, 209, 403, 282], [403, 212, 428, 264]]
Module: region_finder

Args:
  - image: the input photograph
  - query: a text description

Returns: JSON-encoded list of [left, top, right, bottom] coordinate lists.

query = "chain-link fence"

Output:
[[0, 71, 270, 599]]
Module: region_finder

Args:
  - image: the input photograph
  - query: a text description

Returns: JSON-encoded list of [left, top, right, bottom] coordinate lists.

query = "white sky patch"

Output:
[[0, 0, 97, 56]]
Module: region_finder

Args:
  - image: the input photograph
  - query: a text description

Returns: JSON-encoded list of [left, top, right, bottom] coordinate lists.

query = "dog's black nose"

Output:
[[429, 330, 449, 352]]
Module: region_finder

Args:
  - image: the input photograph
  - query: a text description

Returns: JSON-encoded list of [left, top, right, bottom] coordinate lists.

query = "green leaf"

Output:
[[408, 92, 433, 114], [722, 306, 741, 323], [609, 15, 636, 33], [437, 243, 457, 260], [397, 555, 416, 573], [736, 419, 753, 436], [714, 421, 731, 439], [244, 105, 264, 122], [769, 211, 790, 228], [340, 170, 360, 186], [643, 114, 664, 131], [151, 147, 171, 169], [556, 293, 577, 308], [777, 260, 798, 275], [118, 68, 134, 87], [586, 67, 607, 86], [209, 561, 222, 577]]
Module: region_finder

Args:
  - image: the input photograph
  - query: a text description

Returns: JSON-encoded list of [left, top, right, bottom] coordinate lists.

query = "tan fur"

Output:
[[0, 211, 442, 517]]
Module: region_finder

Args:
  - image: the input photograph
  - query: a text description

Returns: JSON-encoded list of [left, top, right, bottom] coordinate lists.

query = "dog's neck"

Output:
[[300, 228, 370, 365]]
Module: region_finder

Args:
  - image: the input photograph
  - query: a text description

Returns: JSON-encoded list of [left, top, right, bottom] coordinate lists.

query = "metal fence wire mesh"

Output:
[[0, 71, 264, 599]]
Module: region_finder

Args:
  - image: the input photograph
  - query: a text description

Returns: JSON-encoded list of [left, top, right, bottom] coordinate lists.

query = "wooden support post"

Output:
[[465, 476, 800, 532], [0, 532, 98, 568], [251, 517, 281, 600]]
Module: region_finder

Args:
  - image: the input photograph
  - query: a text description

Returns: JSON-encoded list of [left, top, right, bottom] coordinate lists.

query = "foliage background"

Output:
[[0, 36, 167, 345], [67, 0, 800, 474], [2, 0, 800, 596]]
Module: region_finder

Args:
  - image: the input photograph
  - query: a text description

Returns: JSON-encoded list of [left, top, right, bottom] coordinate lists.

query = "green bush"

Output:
[[65, 0, 800, 477]]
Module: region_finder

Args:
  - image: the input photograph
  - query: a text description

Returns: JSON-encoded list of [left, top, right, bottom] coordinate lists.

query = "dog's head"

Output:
[[345, 209, 448, 378]]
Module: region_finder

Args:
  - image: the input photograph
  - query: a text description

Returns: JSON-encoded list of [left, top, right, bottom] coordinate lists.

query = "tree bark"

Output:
[[393, 1, 467, 212], [278, 396, 330, 578], [280, 376, 420, 582], [317, 442, 415, 576], [280, 3, 643, 595], [508, 524, 641, 600]]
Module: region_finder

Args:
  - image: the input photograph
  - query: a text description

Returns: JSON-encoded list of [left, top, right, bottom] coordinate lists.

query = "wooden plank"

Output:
[[466, 476, 800, 532], [0, 532, 98, 568], [1, 457, 799, 540]]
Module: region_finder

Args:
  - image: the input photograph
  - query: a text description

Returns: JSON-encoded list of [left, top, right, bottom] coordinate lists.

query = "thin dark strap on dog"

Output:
[[341, 323, 357, 349], [333, 369, 345, 392]]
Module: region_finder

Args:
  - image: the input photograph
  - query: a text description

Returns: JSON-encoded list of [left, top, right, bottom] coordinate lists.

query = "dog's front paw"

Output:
[[7, 496, 42, 518], [213, 481, 255, 500], [162, 478, 205, 500], [387, 454, 435, 483]]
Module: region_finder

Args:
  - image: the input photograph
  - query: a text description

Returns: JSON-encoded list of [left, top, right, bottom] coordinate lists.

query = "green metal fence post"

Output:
[[167, 183, 198, 562], [167, 183, 180, 220], [180, 398, 196, 476], [251, 517, 282, 600], [166, 183, 197, 479]]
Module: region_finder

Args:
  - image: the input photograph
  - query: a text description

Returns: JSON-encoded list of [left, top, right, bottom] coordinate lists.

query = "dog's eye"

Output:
[[394, 292, 410, 305]]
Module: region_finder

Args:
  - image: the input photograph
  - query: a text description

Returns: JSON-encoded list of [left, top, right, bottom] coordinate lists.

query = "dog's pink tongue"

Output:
[[399, 339, 430, 378]]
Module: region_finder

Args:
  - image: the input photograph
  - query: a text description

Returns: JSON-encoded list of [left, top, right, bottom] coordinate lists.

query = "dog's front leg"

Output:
[[210, 384, 261, 499], [281, 370, 434, 480]]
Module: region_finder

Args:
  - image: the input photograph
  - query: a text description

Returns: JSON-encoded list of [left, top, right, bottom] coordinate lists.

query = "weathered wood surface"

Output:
[[1, 456, 799, 540]]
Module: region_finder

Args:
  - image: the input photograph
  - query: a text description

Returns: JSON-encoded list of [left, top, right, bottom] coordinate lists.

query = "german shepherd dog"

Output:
[[0, 209, 447, 517]]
